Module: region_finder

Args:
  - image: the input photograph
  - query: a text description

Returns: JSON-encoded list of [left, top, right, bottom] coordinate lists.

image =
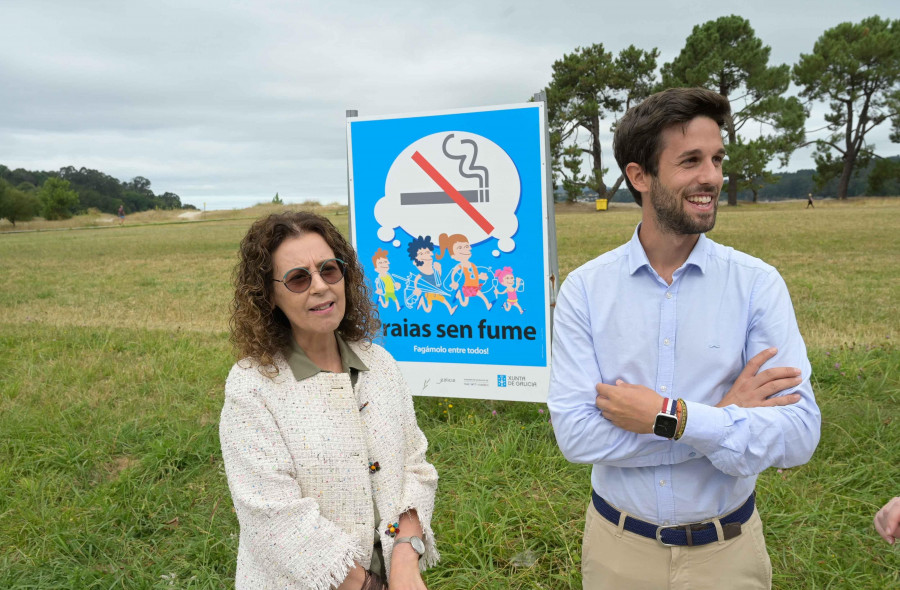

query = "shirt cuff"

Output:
[[678, 401, 727, 455]]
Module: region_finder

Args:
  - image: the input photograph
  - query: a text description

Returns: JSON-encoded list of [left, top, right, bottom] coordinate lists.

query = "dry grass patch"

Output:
[[1, 214, 342, 333], [101, 456, 139, 482]]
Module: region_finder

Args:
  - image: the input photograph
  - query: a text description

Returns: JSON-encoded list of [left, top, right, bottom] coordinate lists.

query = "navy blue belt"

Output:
[[591, 490, 755, 547]]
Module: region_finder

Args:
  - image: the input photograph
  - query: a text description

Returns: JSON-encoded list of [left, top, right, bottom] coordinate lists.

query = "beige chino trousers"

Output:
[[582, 501, 772, 589]]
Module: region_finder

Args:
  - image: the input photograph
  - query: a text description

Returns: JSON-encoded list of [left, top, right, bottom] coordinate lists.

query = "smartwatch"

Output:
[[653, 397, 678, 439], [394, 535, 425, 559]]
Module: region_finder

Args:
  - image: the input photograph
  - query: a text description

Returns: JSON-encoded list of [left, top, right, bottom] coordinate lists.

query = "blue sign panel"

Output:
[[348, 103, 553, 401]]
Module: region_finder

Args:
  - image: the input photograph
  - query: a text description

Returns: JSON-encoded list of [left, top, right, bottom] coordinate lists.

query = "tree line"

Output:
[[544, 14, 900, 204], [0, 165, 195, 226], [569, 155, 900, 204]]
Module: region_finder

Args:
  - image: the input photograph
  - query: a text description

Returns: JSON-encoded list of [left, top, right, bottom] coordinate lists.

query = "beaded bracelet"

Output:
[[674, 398, 688, 440]]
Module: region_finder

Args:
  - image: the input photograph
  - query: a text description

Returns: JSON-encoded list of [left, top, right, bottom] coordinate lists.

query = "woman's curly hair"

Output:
[[229, 211, 379, 368]]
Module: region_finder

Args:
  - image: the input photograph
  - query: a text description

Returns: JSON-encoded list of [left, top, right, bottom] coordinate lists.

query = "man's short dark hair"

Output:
[[613, 87, 732, 205]]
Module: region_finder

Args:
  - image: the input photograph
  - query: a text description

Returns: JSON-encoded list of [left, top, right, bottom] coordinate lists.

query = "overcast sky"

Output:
[[1, 1, 897, 209]]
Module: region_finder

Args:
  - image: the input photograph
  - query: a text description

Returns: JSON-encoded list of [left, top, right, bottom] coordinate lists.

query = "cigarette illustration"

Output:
[[401, 133, 490, 206], [400, 189, 486, 205]]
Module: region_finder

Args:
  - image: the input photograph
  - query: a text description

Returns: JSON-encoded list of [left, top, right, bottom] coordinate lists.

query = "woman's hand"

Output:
[[388, 545, 427, 590], [389, 510, 428, 589], [335, 564, 367, 590]]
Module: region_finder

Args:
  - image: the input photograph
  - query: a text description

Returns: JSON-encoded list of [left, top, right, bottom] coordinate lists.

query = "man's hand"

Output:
[[874, 497, 900, 545], [595, 380, 662, 434], [716, 348, 803, 409]]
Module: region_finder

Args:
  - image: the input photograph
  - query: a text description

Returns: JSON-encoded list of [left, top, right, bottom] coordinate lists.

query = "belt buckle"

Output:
[[655, 525, 680, 547]]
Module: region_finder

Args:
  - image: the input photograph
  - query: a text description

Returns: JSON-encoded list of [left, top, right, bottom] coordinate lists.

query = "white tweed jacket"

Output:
[[219, 341, 439, 590]]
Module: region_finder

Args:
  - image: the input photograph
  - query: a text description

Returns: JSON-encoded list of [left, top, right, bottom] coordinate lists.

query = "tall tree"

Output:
[[728, 137, 779, 203], [0, 165, 52, 188], [0, 179, 41, 226], [793, 16, 900, 199], [38, 177, 80, 220], [545, 43, 659, 202], [155, 192, 183, 209], [59, 166, 124, 210], [867, 155, 900, 194], [661, 15, 805, 206], [126, 175, 153, 195]]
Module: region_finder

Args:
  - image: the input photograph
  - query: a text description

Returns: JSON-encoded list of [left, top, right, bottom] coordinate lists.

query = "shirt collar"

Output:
[[285, 333, 369, 382], [683, 233, 710, 275], [627, 223, 709, 276], [626, 224, 652, 275]]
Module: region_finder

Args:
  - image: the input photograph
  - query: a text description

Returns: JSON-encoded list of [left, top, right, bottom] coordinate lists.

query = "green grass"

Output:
[[1, 199, 898, 588]]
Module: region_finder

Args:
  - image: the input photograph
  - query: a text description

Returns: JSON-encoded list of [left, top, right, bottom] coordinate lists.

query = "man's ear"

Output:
[[625, 162, 651, 195]]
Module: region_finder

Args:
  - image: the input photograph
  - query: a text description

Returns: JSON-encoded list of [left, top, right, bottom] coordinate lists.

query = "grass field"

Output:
[[1, 199, 898, 588]]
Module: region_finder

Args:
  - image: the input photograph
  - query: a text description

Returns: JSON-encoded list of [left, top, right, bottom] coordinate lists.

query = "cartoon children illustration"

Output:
[[407, 235, 456, 315], [437, 233, 492, 310], [372, 248, 401, 311], [493, 266, 524, 314]]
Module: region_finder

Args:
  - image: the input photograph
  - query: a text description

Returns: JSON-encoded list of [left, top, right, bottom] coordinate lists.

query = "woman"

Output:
[[220, 211, 439, 590]]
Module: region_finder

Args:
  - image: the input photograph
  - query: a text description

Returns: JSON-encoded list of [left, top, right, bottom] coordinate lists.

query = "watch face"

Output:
[[653, 414, 678, 438], [410, 536, 425, 555]]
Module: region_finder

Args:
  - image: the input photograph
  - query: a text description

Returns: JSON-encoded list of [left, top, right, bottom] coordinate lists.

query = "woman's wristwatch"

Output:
[[394, 535, 425, 559]]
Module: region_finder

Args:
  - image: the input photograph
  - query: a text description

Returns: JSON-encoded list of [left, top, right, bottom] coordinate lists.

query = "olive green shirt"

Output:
[[285, 333, 369, 385]]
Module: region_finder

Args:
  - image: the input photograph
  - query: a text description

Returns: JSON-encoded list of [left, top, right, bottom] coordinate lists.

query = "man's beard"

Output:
[[650, 177, 719, 235]]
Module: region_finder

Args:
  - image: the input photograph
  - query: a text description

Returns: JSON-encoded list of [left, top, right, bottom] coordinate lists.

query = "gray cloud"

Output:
[[1, 0, 897, 208]]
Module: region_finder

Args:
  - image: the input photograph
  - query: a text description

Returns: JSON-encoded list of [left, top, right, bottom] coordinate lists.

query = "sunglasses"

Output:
[[274, 258, 346, 294]]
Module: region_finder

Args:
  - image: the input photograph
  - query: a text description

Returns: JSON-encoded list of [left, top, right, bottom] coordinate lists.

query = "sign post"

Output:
[[347, 102, 556, 402]]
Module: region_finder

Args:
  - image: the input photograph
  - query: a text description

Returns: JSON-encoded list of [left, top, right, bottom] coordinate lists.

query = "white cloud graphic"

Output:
[[374, 131, 520, 252]]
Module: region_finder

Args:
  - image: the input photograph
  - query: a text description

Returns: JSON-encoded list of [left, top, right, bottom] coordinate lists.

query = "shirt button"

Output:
[[689, 452, 696, 457], [660, 385, 668, 392], [659, 480, 666, 487], [663, 338, 671, 346], [663, 520, 670, 525], [665, 292, 673, 299]]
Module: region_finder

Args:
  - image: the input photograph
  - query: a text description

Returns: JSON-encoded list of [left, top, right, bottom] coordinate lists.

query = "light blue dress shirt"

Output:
[[548, 225, 821, 525]]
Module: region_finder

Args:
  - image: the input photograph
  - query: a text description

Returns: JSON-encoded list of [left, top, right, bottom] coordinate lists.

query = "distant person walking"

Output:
[[117, 205, 126, 225], [806, 193, 815, 209]]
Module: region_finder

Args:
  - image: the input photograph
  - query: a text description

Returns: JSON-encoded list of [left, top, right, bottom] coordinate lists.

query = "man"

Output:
[[547, 87, 821, 589]]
